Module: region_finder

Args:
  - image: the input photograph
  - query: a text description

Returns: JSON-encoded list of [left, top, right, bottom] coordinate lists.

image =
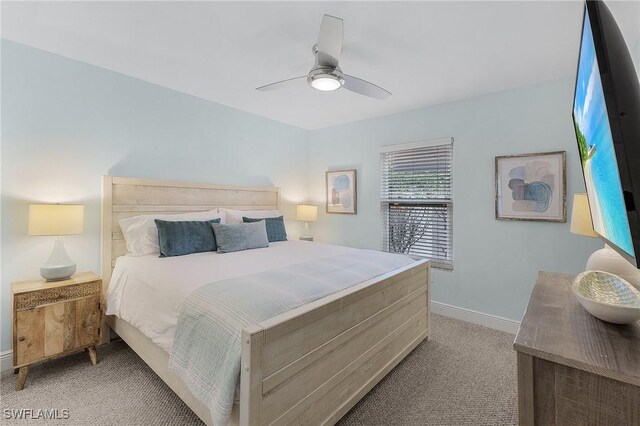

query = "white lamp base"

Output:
[[586, 244, 640, 291], [41, 237, 76, 281], [300, 222, 313, 241]]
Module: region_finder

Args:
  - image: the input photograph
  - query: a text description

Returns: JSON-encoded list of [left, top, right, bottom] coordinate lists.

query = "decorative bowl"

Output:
[[572, 270, 640, 324]]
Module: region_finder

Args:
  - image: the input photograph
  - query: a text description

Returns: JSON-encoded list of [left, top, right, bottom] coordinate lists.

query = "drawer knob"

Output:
[[18, 336, 25, 342]]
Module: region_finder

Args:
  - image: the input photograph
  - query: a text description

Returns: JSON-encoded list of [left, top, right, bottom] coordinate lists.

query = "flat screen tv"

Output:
[[572, 0, 640, 267]]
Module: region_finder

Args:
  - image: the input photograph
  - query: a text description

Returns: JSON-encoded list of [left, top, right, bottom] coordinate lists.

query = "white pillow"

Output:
[[119, 209, 225, 256], [222, 209, 284, 225]]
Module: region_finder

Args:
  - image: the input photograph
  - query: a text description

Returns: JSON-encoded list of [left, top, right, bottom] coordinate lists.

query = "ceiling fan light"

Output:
[[310, 75, 342, 91]]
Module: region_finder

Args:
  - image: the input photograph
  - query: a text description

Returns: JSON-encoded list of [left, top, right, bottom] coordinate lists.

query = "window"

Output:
[[380, 138, 453, 270]]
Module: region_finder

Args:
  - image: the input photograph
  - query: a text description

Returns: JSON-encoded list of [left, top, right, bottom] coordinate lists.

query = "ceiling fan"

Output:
[[256, 14, 391, 100]]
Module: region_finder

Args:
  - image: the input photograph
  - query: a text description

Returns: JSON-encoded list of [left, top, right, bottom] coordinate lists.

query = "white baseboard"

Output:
[[1, 350, 13, 372], [431, 301, 520, 334]]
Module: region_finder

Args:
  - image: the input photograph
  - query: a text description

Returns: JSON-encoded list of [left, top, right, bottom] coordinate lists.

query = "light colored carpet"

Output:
[[1, 314, 517, 425]]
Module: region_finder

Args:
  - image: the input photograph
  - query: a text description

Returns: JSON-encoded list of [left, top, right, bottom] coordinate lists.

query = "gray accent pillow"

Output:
[[212, 221, 269, 253], [155, 218, 221, 258]]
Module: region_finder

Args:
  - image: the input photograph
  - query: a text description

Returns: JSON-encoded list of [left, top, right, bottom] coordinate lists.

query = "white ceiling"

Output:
[[2, 1, 639, 130]]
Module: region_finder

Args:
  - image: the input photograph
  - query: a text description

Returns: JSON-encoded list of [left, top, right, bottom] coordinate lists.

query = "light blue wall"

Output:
[[307, 78, 603, 322], [0, 40, 309, 352]]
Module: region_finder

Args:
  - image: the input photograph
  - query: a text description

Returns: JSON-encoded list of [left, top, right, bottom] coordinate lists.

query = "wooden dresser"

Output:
[[12, 271, 102, 390], [514, 271, 640, 425]]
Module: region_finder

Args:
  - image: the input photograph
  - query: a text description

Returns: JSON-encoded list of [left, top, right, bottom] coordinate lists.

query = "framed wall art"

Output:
[[495, 151, 566, 222], [326, 170, 357, 214]]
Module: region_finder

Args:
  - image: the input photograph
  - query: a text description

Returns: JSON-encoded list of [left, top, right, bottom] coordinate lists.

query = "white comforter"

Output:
[[106, 241, 373, 351]]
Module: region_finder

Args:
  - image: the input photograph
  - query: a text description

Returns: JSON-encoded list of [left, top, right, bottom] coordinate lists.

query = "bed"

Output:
[[101, 176, 430, 426]]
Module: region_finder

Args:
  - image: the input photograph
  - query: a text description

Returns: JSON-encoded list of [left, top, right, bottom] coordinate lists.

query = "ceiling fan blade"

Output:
[[256, 76, 307, 91], [343, 74, 391, 100], [316, 14, 343, 67]]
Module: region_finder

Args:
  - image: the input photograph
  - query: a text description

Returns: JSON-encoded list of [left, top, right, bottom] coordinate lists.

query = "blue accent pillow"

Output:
[[155, 218, 220, 257], [242, 216, 287, 242], [212, 221, 269, 253]]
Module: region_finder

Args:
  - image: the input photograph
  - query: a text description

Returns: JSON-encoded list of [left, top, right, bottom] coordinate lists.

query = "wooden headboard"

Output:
[[100, 176, 281, 296]]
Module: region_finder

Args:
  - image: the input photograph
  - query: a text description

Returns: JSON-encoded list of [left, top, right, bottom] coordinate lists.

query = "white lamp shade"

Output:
[[29, 204, 84, 236], [570, 193, 598, 238], [296, 205, 318, 222]]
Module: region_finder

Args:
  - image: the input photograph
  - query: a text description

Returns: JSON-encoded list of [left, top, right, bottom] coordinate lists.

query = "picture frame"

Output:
[[326, 170, 357, 214], [495, 151, 566, 222]]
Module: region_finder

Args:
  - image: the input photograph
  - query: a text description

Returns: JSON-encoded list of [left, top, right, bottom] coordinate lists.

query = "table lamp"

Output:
[[29, 204, 84, 281], [296, 204, 318, 241], [570, 193, 640, 289]]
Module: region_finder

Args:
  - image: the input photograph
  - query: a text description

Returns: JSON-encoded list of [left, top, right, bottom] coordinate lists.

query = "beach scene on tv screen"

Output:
[[573, 13, 634, 257]]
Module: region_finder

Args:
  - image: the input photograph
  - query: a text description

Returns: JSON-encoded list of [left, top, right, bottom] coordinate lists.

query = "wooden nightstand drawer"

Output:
[[12, 272, 102, 390], [14, 280, 100, 310]]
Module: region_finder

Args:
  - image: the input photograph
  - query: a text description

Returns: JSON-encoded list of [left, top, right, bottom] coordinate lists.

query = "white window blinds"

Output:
[[380, 139, 453, 269]]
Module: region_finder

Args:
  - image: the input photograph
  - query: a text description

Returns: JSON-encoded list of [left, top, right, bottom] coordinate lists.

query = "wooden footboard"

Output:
[[239, 259, 430, 425]]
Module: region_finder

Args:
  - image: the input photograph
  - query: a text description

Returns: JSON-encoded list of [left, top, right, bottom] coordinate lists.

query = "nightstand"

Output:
[[12, 271, 102, 390]]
